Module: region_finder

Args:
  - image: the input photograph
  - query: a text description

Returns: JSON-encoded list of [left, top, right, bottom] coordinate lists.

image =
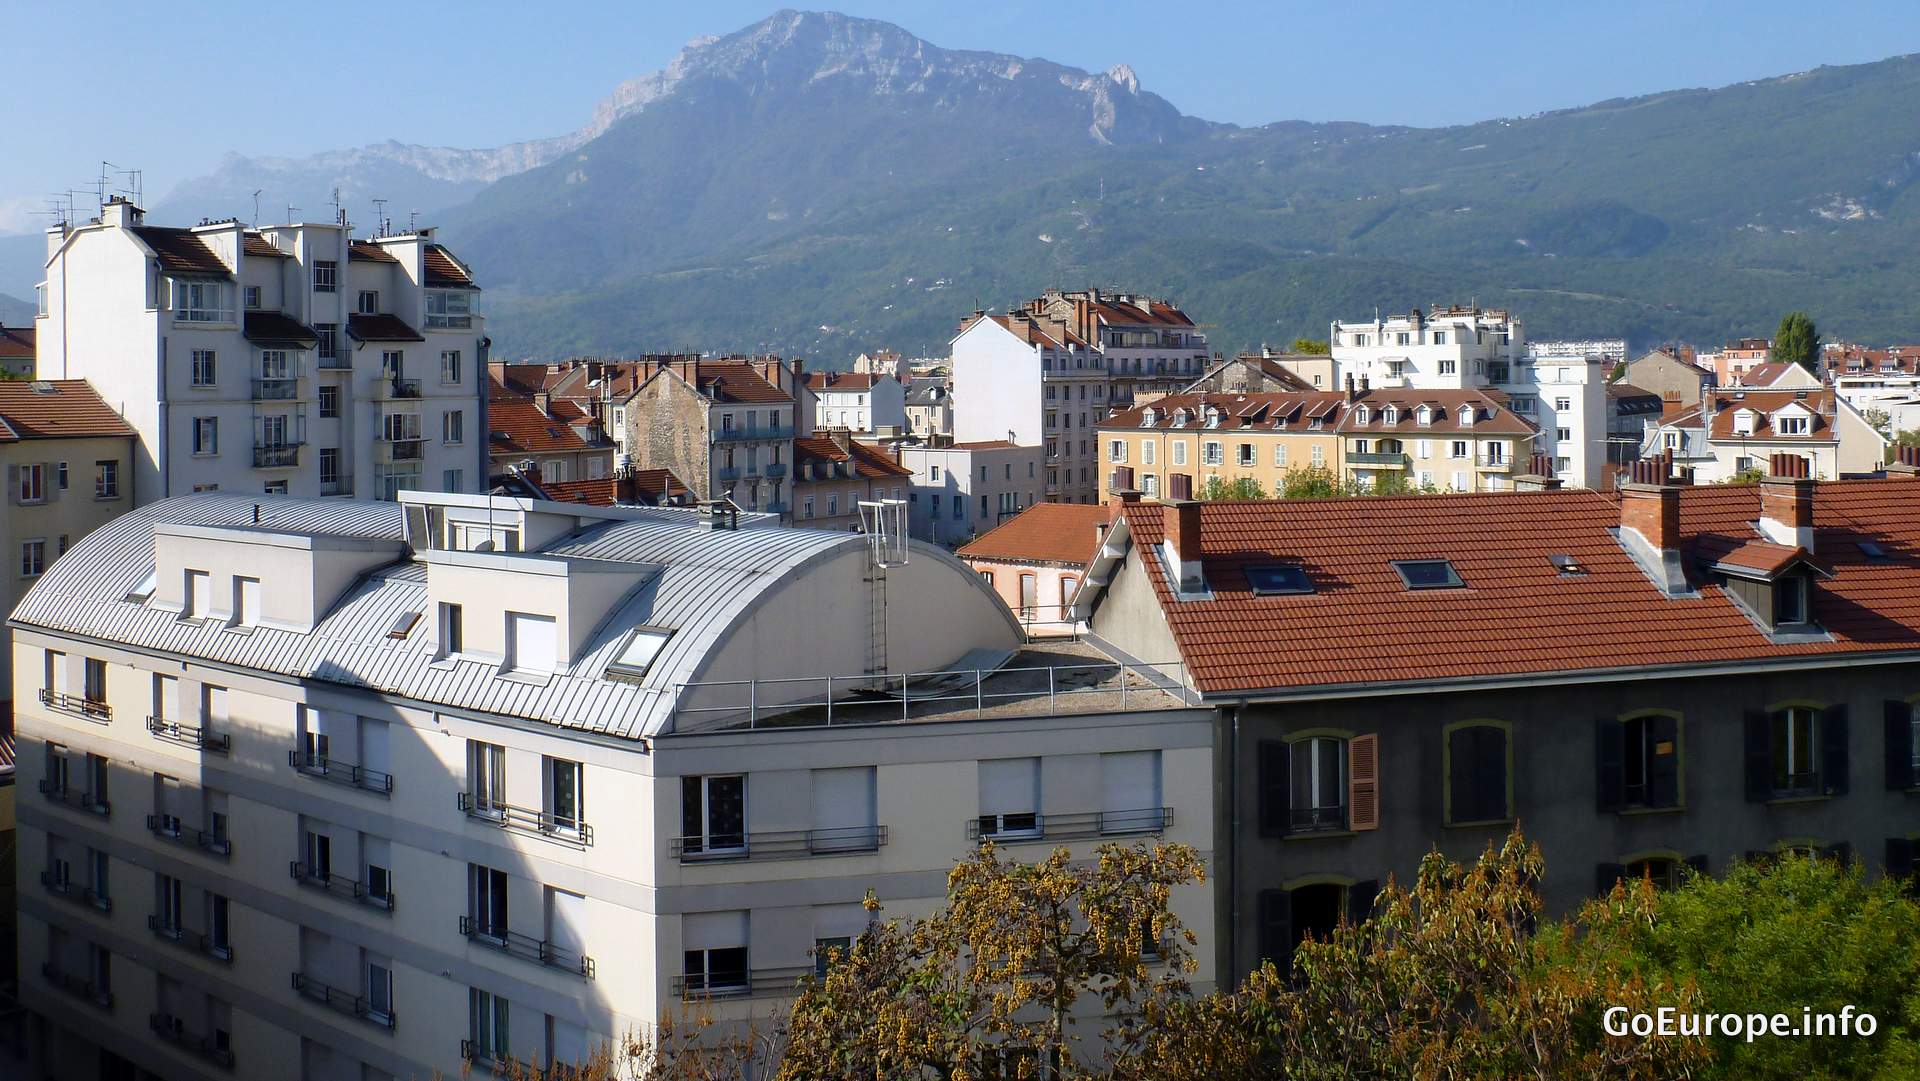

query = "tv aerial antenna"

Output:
[[372, 198, 388, 237]]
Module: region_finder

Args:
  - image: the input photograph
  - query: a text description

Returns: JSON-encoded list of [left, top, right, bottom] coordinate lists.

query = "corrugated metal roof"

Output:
[[10, 493, 863, 740]]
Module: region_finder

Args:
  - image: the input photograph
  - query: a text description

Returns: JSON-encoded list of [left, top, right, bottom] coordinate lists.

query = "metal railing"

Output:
[[289, 862, 395, 911], [380, 379, 423, 400], [321, 476, 352, 496], [671, 824, 886, 862], [288, 750, 393, 794], [147, 914, 234, 963], [965, 807, 1172, 842], [1346, 451, 1409, 467], [712, 425, 794, 443], [39, 872, 114, 913], [39, 688, 110, 722], [149, 1013, 235, 1069], [1287, 805, 1348, 833], [251, 377, 300, 401], [457, 792, 594, 844], [458, 917, 596, 978], [380, 437, 425, 462], [146, 814, 232, 857], [317, 354, 351, 370], [291, 972, 394, 1029], [717, 466, 744, 481], [42, 962, 112, 1009], [38, 779, 110, 817], [1475, 453, 1512, 470], [763, 462, 789, 478], [253, 442, 303, 468], [672, 964, 812, 1000], [147, 715, 231, 754], [669, 659, 1194, 731]]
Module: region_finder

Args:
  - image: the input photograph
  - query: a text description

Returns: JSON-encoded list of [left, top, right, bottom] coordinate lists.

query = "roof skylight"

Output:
[[607, 627, 674, 681], [1243, 564, 1314, 595], [1393, 559, 1464, 590]]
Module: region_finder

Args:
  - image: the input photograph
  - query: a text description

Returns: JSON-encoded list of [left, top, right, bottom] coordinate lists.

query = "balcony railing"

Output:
[[251, 377, 300, 401], [149, 1013, 235, 1069], [291, 972, 394, 1029], [457, 792, 594, 845], [320, 476, 352, 496], [147, 715, 231, 754], [289, 861, 394, 912], [379, 378, 423, 400], [1475, 454, 1512, 471], [712, 425, 794, 443], [40, 871, 113, 912], [253, 442, 303, 468], [288, 750, 393, 795], [458, 916, 596, 978], [1287, 805, 1349, 834], [671, 824, 886, 862], [670, 964, 812, 1000], [1346, 451, 1409, 468], [146, 814, 232, 858], [41, 962, 112, 1010], [147, 914, 234, 964], [763, 462, 789, 478], [38, 779, 110, 817], [379, 437, 425, 462], [965, 807, 1173, 843], [39, 688, 111, 722], [717, 466, 743, 481], [316, 354, 351, 371], [764, 500, 790, 514]]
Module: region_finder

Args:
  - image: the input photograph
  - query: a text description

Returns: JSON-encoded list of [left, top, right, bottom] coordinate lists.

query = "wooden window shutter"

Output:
[[1886, 838, 1915, 882], [1257, 888, 1291, 973], [1821, 705, 1850, 796], [1595, 862, 1626, 896], [1446, 726, 1475, 824], [1348, 734, 1379, 831], [1256, 741, 1288, 837], [1742, 710, 1771, 802], [1647, 714, 1681, 809], [1884, 701, 1915, 790], [1594, 717, 1624, 812]]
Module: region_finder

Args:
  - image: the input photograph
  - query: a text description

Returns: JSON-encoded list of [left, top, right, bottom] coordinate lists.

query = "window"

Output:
[[191, 349, 217, 387], [1142, 442, 1155, 465], [304, 824, 332, 878], [1172, 441, 1187, 466], [16, 462, 44, 503], [207, 894, 231, 958], [318, 385, 339, 418], [94, 460, 118, 498], [1599, 713, 1680, 810], [364, 837, 393, 905], [87, 849, 110, 905], [357, 290, 379, 315], [1310, 444, 1325, 466], [810, 766, 879, 851], [506, 612, 556, 674], [364, 956, 392, 1022], [469, 988, 510, 1062], [312, 261, 337, 293], [814, 936, 851, 978], [1392, 559, 1463, 589], [682, 911, 749, 994], [469, 864, 509, 940], [426, 290, 472, 328], [1202, 441, 1223, 466], [1237, 443, 1256, 466], [1778, 414, 1810, 436], [1775, 576, 1810, 625], [315, 324, 337, 362], [1554, 397, 1571, 411], [155, 871, 184, 935], [173, 280, 232, 322], [977, 757, 1040, 838], [1438, 359, 1456, 375], [467, 740, 505, 813], [545, 757, 583, 835], [682, 775, 746, 855], [441, 350, 462, 385], [1100, 750, 1162, 833], [261, 414, 289, 448], [1244, 564, 1313, 595], [1433, 331, 1447, 345], [1446, 723, 1510, 824], [21, 538, 46, 577], [84, 657, 107, 705], [443, 409, 464, 445], [442, 469, 463, 492], [1755, 706, 1838, 797], [930, 465, 941, 482], [1108, 440, 1126, 464], [232, 577, 260, 627], [319, 449, 340, 487], [192, 417, 218, 455], [185, 570, 210, 619]]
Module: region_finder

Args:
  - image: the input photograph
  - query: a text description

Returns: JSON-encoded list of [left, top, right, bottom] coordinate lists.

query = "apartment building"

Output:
[[1643, 387, 1886, 482], [1624, 348, 1714, 406], [0, 322, 35, 378], [790, 433, 911, 530], [1834, 371, 1920, 435], [850, 350, 908, 380], [949, 312, 1104, 504], [2, 380, 136, 702], [803, 372, 904, 434], [1097, 393, 1345, 500], [609, 358, 798, 511], [904, 376, 952, 440], [957, 502, 1113, 636], [1078, 461, 1920, 984], [898, 440, 1045, 547], [1188, 351, 1319, 394], [34, 198, 487, 502], [1330, 306, 1604, 489], [1021, 288, 1210, 409], [484, 395, 615, 486], [12, 489, 1214, 1080], [1712, 337, 1773, 386]]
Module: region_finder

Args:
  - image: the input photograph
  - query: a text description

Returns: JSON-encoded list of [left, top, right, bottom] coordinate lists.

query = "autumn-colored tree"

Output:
[[778, 842, 1205, 1080], [454, 1000, 779, 1081]]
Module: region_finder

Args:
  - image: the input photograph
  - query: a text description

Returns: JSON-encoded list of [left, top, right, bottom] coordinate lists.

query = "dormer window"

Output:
[[1774, 576, 1809, 624], [1776, 413, 1810, 436], [1457, 405, 1475, 426], [1732, 409, 1757, 436], [1381, 406, 1399, 425], [1353, 406, 1370, 425], [1204, 407, 1222, 428], [1140, 408, 1158, 428], [1171, 409, 1190, 427], [1416, 406, 1433, 426]]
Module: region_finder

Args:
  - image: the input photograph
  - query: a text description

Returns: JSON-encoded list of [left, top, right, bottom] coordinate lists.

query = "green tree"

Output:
[[1772, 312, 1821, 372], [1864, 407, 1892, 436], [1610, 359, 1629, 382], [1199, 475, 1267, 501], [1289, 338, 1331, 355], [1278, 464, 1344, 499]]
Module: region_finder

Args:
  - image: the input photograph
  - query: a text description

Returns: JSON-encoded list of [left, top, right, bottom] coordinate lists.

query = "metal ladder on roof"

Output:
[[865, 565, 888, 680]]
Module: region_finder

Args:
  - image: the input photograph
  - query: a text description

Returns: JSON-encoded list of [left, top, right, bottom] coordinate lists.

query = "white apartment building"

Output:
[[803, 372, 905, 434], [1834, 372, 1920, 436], [35, 198, 487, 503], [899, 440, 1046, 547], [13, 490, 1214, 1081], [1329, 306, 1605, 488]]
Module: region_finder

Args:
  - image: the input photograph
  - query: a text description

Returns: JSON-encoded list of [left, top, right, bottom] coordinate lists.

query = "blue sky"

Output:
[[4, 0, 1918, 232]]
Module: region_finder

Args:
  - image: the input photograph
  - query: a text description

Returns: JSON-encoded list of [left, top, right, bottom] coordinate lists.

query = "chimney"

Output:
[[101, 196, 143, 229], [1618, 458, 1683, 586], [1345, 373, 1359, 403], [1757, 453, 1815, 551], [1159, 499, 1205, 593], [1106, 486, 1141, 521], [1514, 452, 1562, 492], [1888, 445, 1920, 477]]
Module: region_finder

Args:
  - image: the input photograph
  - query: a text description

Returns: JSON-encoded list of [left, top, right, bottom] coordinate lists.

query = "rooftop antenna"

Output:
[[96, 161, 114, 215], [408, 209, 418, 233], [371, 198, 388, 237], [286, 204, 299, 225], [250, 190, 263, 226], [329, 186, 342, 221]]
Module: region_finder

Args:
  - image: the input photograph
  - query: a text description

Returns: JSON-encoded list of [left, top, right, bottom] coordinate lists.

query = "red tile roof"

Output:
[[1713, 540, 1823, 577], [133, 227, 230, 276], [1102, 478, 1920, 696], [1703, 390, 1837, 441], [423, 244, 476, 289], [959, 503, 1112, 566], [540, 469, 690, 506], [684, 361, 791, 405], [0, 380, 135, 442], [1338, 389, 1535, 436], [347, 313, 424, 343], [489, 363, 573, 397], [980, 314, 1086, 351], [794, 436, 913, 480], [488, 397, 593, 455], [1102, 392, 1350, 432], [349, 240, 400, 263], [0, 324, 34, 360], [243, 232, 289, 259], [804, 372, 889, 391]]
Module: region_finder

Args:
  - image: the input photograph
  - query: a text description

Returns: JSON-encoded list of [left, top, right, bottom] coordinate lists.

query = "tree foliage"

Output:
[[1199, 475, 1268, 501], [1289, 338, 1331, 355], [1772, 312, 1821, 371], [1275, 464, 1442, 500]]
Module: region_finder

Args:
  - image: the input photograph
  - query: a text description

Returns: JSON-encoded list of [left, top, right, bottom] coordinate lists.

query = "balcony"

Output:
[[320, 476, 352, 497], [1346, 451, 1409, 468], [763, 462, 789, 478], [291, 972, 393, 1029], [458, 917, 596, 978], [457, 792, 593, 845], [764, 500, 790, 515], [41, 871, 113, 912], [145, 814, 232, 858], [147, 715, 230, 754], [717, 466, 743, 481], [670, 964, 812, 1000], [671, 824, 886, 863], [148, 914, 232, 963], [712, 424, 794, 443], [38, 688, 110, 723], [377, 378, 423, 400], [378, 437, 425, 463], [41, 962, 112, 1010], [964, 807, 1172, 843], [251, 377, 300, 401], [253, 442, 303, 469], [316, 353, 351, 371], [288, 750, 393, 795], [1475, 454, 1513, 472], [38, 779, 110, 817], [289, 862, 394, 912], [149, 1013, 235, 1070]]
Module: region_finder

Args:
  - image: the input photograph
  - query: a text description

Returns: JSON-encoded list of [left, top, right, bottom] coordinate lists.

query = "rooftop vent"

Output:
[[385, 610, 421, 639], [1548, 553, 1586, 576]]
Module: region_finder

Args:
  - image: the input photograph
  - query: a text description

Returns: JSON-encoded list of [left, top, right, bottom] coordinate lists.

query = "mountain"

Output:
[[16, 11, 1920, 360], [0, 291, 32, 324]]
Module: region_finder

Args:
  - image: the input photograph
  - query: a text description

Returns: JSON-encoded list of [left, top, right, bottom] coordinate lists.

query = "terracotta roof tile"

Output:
[[804, 372, 888, 391], [688, 361, 791, 404], [540, 469, 689, 506], [133, 227, 230, 276], [242, 311, 319, 346], [243, 232, 289, 259], [794, 436, 912, 480], [959, 503, 1112, 566], [423, 244, 476, 288], [1704, 390, 1836, 441], [0, 380, 135, 442], [0, 324, 34, 361], [349, 240, 399, 264], [487, 397, 592, 455]]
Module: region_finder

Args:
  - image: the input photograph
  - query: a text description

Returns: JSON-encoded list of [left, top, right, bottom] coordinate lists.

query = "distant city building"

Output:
[[1833, 372, 1920, 436], [35, 198, 487, 501], [791, 432, 913, 531], [803, 372, 904, 435], [1734, 361, 1821, 391], [958, 502, 1114, 635], [904, 376, 952, 440], [900, 440, 1044, 546], [1642, 387, 1886, 481], [1606, 383, 1664, 478], [604, 357, 799, 511], [1710, 337, 1772, 386], [0, 322, 35, 379], [1529, 338, 1627, 366], [851, 349, 909, 380], [1188, 350, 1319, 394], [1624, 348, 1714, 406], [483, 393, 615, 484], [1329, 306, 1601, 488]]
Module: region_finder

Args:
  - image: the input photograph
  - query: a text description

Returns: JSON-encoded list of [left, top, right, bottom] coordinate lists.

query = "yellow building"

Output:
[[1336, 388, 1539, 493]]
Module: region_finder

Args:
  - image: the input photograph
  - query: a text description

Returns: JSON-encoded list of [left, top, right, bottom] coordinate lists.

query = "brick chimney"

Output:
[[1618, 458, 1684, 594], [1514, 452, 1562, 492], [1160, 499, 1205, 593], [1106, 486, 1141, 521], [1886, 445, 1920, 478], [1757, 453, 1815, 551]]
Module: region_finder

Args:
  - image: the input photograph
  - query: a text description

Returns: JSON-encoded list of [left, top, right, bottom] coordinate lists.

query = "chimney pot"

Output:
[[1758, 457, 1816, 550], [1160, 499, 1204, 591]]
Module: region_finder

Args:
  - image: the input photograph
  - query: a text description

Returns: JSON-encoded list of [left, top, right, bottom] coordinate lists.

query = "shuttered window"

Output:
[[507, 612, 557, 673], [1446, 724, 1510, 825], [978, 757, 1040, 837], [810, 767, 877, 851], [1886, 700, 1919, 791], [1099, 751, 1160, 834], [1347, 734, 1379, 831]]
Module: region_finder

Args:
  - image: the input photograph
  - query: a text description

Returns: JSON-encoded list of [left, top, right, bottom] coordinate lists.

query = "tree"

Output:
[[779, 842, 1206, 1080], [1278, 464, 1344, 499], [1772, 312, 1821, 372], [1610, 359, 1629, 382], [1864, 407, 1892, 436], [1289, 338, 1330, 355], [1199, 475, 1267, 501]]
